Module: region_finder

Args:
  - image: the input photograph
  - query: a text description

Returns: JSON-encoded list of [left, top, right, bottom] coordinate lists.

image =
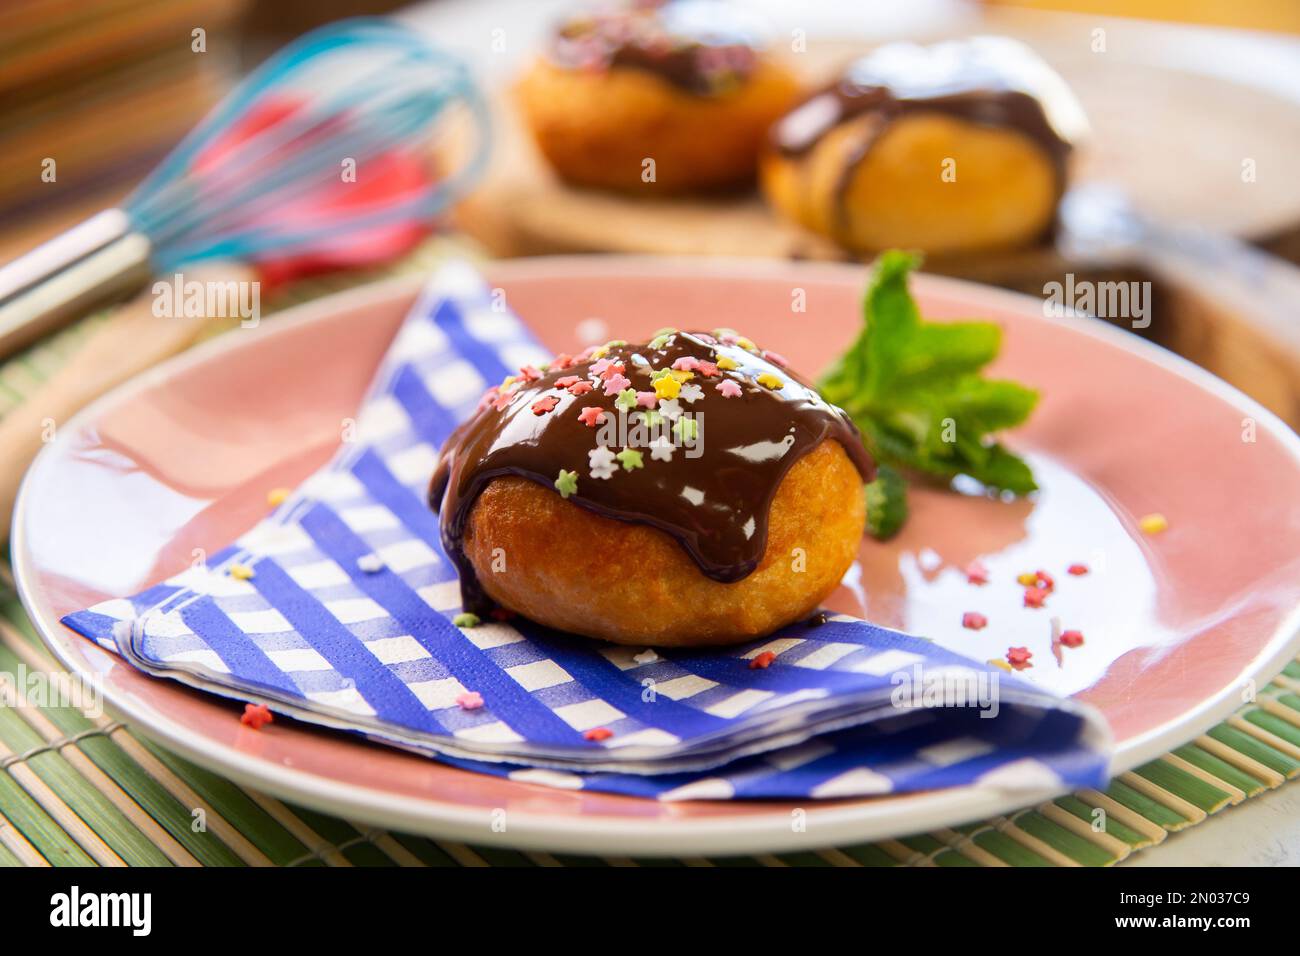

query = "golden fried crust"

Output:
[[462, 440, 865, 646], [516, 57, 801, 194], [761, 113, 1060, 256]]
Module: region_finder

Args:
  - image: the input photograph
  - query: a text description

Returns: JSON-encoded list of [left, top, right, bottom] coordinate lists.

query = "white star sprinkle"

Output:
[[649, 435, 675, 462], [588, 445, 617, 479], [678, 383, 704, 404], [633, 649, 659, 665], [657, 398, 683, 420]]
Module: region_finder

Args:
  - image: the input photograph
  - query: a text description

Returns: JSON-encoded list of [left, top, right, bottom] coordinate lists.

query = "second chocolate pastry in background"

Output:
[[516, 0, 800, 194], [762, 36, 1089, 257]]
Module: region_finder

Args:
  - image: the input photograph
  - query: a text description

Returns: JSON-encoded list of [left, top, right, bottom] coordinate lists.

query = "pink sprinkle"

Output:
[[550, 353, 573, 370], [592, 357, 622, 377], [519, 365, 542, 382], [695, 361, 719, 377], [456, 691, 484, 710], [574, 346, 597, 363], [1068, 563, 1089, 576], [750, 651, 777, 669], [962, 612, 988, 630], [696, 333, 717, 345], [1060, 630, 1085, 648], [554, 375, 581, 389], [1006, 647, 1033, 670], [762, 350, 789, 368], [636, 390, 658, 408], [965, 561, 990, 586], [584, 727, 614, 742], [568, 380, 593, 396], [531, 396, 559, 416], [716, 379, 742, 398], [578, 406, 606, 427], [603, 373, 632, 396], [492, 388, 516, 411], [672, 356, 700, 371], [1023, 586, 1047, 609], [720, 333, 740, 345], [477, 386, 498, 411]]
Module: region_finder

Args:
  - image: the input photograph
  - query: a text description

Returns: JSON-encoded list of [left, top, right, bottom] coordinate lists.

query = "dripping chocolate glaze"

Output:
[[548, 1, 764, 96], [772, 37, 1088, 215], [429, 331, 874, 614]]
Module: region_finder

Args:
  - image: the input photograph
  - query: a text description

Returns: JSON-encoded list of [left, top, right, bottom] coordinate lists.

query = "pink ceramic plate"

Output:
[[14, 258, 1300, 855]]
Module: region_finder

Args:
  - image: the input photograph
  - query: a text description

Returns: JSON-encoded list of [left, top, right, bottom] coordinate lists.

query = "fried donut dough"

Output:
[[761, 36, 1088, 256], [462, 440, 865, 646], [516, 2, 800, 194]]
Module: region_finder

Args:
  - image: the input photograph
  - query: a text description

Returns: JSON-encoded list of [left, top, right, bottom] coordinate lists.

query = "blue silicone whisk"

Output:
[[0, 17, 490, 355]]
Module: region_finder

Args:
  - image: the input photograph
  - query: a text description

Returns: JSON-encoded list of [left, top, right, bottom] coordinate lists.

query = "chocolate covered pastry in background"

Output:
[[516, 0, 800, 194], [430, 330, 874, 647], [762, 36, 1089, 257]]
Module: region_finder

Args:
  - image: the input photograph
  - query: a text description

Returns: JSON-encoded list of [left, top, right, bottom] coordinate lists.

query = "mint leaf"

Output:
[[864, 463, 908, 540], [820, 252, 1040, 504]]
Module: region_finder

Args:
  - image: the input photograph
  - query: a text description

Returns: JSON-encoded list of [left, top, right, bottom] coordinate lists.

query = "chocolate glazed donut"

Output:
[[429, 331, 874, 644], [762, 36, 1090, 256]]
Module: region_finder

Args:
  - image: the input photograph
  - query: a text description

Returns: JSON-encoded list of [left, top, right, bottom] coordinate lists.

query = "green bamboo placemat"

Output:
[[1, 242, 1298, 867]]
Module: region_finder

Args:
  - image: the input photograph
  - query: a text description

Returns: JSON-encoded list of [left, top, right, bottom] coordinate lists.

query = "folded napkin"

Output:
[[64, 264, 1111, 799]]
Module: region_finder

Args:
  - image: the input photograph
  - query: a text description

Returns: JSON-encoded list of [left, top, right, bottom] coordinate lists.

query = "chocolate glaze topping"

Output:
[[429, 330, 874, 614], [772, 36, 1088, 200], [548, 0, 765, 96]]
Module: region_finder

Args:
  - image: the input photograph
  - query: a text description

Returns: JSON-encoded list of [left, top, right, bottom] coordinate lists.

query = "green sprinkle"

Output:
[[650, 367, 674, 382], [604, 339, 627, 349], [453, 612, 481, 628], [672, 418, 698, 441], [614, 388, 638, 411], [651, 327, 677, 337], [616, 448, 644, 471], [554, 468, 578, 499], [638, 409, 664, 428]]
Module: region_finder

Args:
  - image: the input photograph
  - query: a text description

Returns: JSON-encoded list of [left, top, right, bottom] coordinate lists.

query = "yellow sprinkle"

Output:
[[716, 356, 739, 371], [501, 374, 517, 388], [1138, 513, 1168, 535], [267, 487, 291, 507], [229, 564, 255, 581], [653, 376, 681, 400], [988, 658, 1012, 672], [756, 372, 784, 390], [1016, 572, 1038, 587], [736, 337, 757, 352], [590, 346, 609, 360], [670, 369, 694, 382]]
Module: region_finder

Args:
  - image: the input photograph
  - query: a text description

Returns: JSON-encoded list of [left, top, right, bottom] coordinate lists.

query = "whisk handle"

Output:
[[0, 210, 153, 357]]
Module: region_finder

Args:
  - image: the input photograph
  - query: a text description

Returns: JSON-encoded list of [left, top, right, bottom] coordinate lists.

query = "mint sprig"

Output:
[[820, 251, 1040, 536]]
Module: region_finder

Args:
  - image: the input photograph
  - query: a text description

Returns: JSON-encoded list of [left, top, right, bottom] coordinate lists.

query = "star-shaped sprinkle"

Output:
[[637, 409, 664, 429], [633, 649, 659, 664], [670, 369, 694, 383], [716, 379, 742, 398], [578, 406, 606, 427], [614, 388, 638, 411], [493, 387, 517, 410], [736, 337, 758, 352], [672, 356, 700, 371], [678, 383, 703, 404], [568, 380, 593, 396], [695, 360, 719, 377], [1068, 563, 1089, 576], [1006, 647, 1033, 670], [267, 487, 291, 507], [584, 727, 614, 742], [456, 690, 484, 710], [750, 651, 777, 669], [616, 448, 644, 471], [961, 611, 988, 630], [550, 353, 573, 370], [229, 563, 255, 581], [1023, 586, 1048, 609], [648, 334, 672, 350], [591, 357, 620, 377], [653, 376, 681, 400], [453, 612, 481, 628], [519, 365, 542, 382], [762, 350, 789, 367], [716, 356, 739, 371], [756, 372, 784, 390], [636, 390, 657, 408], [589, 445, 617, 479], [241, 703, 273, 729], [657, 398, 683, 420], [1060, 630, 1085, 648], [531, 396, 559, 415], [554, 375, 581, 389], [603, 373, 632, 396], [649, 436, 675, 462], [672, 418, 698, 442], [965, 561, 990, 585], [554, 469, 578, 498]]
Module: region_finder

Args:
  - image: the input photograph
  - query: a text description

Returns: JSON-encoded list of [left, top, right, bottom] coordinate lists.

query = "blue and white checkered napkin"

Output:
[[63, 264, 1111, 799]]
